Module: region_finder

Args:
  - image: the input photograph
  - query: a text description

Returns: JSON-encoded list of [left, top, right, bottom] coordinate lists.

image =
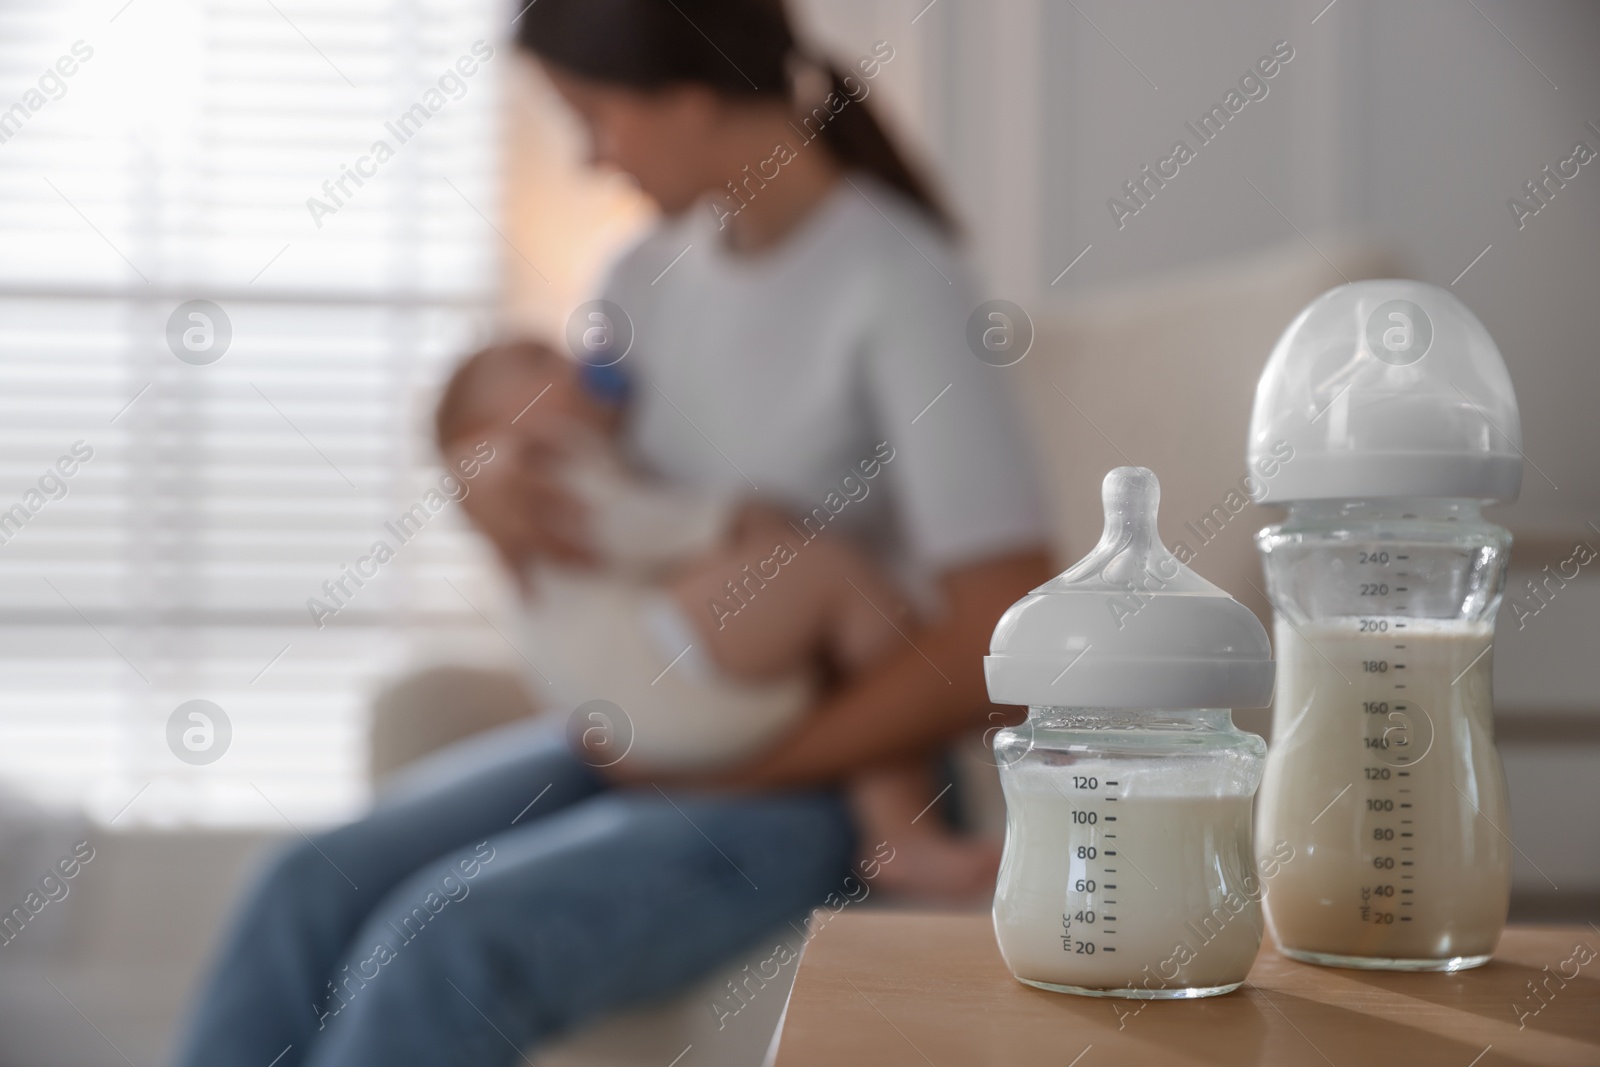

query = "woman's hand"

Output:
[[451, 421, 597, 575]]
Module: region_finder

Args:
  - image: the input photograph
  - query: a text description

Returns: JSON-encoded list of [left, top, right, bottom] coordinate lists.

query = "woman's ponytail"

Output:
[[809, 61, 954, 233]]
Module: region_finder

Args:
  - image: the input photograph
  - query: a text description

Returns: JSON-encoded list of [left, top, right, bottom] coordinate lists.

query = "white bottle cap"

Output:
[[1248, 279, 1522, 503], [985, 467, 1274, 710]]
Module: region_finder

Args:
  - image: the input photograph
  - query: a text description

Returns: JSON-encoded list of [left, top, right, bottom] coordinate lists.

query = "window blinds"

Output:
[[0, 0, 509, 827]]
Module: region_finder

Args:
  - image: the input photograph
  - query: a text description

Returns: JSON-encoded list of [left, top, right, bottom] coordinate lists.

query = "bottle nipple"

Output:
[[1057, 466, 1196, 593], [1099, 467, 1166, 581]]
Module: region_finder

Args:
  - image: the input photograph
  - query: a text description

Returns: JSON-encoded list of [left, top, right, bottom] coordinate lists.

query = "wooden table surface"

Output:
[[773, 912, 1600, 1067]]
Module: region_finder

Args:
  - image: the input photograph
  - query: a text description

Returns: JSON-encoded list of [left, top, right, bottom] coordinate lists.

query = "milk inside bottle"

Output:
[[985, 466, 1276, 998], [1248, 280, 1521, 971]]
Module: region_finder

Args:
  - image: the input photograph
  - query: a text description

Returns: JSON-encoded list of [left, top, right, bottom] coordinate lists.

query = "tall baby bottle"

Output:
[[1249, 280, 1521, 971], [986, 467, 1276, 998]]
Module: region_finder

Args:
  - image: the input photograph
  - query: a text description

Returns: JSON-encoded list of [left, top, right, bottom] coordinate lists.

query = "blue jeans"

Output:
[[173, 720, 856, 1067]]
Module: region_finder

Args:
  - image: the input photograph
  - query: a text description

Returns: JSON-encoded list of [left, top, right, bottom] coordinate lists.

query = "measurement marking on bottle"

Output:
[[1104, 816, 1116, 821], [1401, 861, 1413, 867], [1105, 850, 1117, 855], [1400, 803, 1412, 808], [1401, 833, 1413, 837], [1105, 884, 1118, 889], [1398, 772, 1410, 777], [1106, 781, 1119, 786], [1400, 917, 1412, 922], [1103, 947, 1117, 952]]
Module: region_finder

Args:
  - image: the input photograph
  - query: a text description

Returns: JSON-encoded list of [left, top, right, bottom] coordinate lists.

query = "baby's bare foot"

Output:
[[870, 834, 1001, 906]]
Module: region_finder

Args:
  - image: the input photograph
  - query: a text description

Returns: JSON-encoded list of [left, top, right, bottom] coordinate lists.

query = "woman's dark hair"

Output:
[[516, 0, 954, 232]]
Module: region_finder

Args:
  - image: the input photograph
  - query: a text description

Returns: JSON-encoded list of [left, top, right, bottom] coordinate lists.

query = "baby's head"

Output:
[[435, 338, 614, 455], [437, 339, 621, 572]]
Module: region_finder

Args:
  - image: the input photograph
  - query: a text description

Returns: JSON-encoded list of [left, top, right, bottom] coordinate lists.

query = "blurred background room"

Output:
[[0, 0, 1595, 1064]]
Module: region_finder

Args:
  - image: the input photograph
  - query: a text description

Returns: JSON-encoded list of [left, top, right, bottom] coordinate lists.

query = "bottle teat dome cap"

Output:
[[985, 467, 1274, 710], [1248, 279, 1522, 503]]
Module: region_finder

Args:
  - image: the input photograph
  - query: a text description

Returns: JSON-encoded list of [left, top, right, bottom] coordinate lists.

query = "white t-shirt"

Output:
[[601, 175, 1046, 597]]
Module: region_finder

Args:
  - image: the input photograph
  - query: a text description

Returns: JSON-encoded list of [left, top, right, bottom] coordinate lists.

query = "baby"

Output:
[[436, 340, 999, 901]]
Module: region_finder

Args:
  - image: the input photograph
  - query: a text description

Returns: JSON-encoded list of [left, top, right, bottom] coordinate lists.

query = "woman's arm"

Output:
[[710, 546, 1052, 790]]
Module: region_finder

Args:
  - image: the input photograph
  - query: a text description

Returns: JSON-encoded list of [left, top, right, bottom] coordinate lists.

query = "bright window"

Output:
[[0, 0, 509, 827]]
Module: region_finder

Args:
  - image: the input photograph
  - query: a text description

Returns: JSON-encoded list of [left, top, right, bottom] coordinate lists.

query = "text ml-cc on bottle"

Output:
[[1249, 280, 1521, 971], [985, 466, 1277, 998]]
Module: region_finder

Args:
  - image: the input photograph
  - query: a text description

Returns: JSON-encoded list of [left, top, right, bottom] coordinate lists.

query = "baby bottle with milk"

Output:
[[986, 466, 1276, 999], [1249, 280, 1521, 971]]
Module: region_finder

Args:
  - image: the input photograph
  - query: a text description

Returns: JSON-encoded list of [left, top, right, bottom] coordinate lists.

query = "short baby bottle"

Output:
[[1249, 280, 1521, 971], [986, 466, 1275, 998]]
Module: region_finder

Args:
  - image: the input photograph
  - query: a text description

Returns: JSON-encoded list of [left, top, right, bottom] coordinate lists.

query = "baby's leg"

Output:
[[666, 511, 904, 682], [852, 760, 1001, 904]]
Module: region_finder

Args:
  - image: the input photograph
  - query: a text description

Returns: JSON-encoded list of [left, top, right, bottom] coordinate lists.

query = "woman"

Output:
[[175, 1, 1050, 1064]]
